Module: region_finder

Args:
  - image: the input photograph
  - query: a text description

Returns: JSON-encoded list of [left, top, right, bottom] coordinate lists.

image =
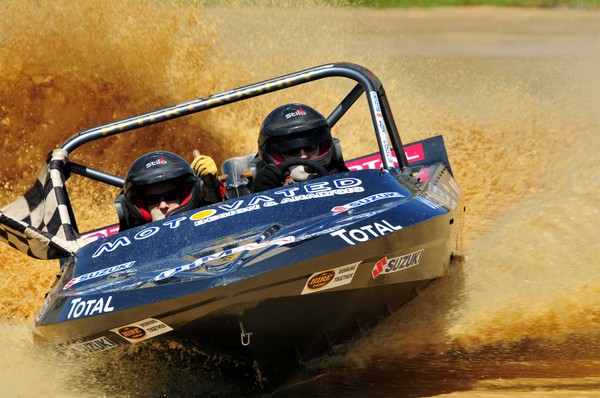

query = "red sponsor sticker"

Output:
[[345, 144, 426, 171], [404, 143, 425, 163], [81, 224, 120, 241], [372, 257, 387, 278]]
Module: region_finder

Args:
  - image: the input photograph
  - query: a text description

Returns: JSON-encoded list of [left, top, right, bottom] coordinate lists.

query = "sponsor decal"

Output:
[[163, 216, 187, 229], [345, 142, 426, 171], [192, 178, 364, 227], [92, 236, 132, 258], [189, 209, 217, 221], [67, 296, 114, 319], [91, 226, 160, 258], [330, 219, 402, 245], [307, 271, 335, 289], [370, 91, 382, 113], [377, 119, 387, 134], [81, 224, 120, 241], [154, 235, 296, 281], [112, 318, 173, 343], [146, 157, 167, 168], [118, 326, 146, 340], [68, 336, 118, 354], [331, 192, 404, 214], [277, 187, 363, 203], [405, 143, 424, 163], [64, 261, 135, 290], [301, 262, 361, 294], [372, 249, 424, 278], [193, 204, 260, 226], [369, 91, 395, 167], [285, 108, 306, 119]]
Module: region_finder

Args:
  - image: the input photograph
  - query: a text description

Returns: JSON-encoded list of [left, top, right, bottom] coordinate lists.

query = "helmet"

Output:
[[119, 151, 202, 227], [258, 103, 335, 169]]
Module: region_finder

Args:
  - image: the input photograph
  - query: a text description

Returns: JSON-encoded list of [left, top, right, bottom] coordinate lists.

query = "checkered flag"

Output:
[[0, 149, 84, 260]]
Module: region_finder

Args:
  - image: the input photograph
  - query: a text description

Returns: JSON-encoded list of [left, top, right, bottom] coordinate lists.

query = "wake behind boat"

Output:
[[0, 62, 462, 387]]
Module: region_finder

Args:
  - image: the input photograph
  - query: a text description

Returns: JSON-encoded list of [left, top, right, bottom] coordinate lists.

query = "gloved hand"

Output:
[[252, 163, 284, 192], [191, 155, 219, 187]]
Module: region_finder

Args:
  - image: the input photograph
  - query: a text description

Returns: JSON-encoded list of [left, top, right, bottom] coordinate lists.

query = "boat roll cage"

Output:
[[62, 62, 409, 188]]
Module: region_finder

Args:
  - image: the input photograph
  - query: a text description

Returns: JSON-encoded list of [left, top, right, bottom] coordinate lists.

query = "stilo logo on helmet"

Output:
[[284, 108, 307, 119], [145, 157, 168, 169]]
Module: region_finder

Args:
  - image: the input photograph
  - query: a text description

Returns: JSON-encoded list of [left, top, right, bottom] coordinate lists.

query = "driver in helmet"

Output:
[[115, 151, 224, 230], [252, 103, 348, 192]]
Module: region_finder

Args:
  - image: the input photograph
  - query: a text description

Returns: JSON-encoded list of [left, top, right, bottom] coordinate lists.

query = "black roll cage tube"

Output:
[[62, 62, 409, 188]]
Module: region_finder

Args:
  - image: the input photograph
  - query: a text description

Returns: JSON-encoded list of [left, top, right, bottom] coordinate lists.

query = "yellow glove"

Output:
[[191, 155, 218, 185]]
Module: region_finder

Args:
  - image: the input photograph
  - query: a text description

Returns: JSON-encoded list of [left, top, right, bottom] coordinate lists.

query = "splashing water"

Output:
[[1, 2, 598, 396]]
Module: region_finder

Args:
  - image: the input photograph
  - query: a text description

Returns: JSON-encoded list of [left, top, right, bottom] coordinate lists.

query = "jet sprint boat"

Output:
[[4, 62, 462, 384]]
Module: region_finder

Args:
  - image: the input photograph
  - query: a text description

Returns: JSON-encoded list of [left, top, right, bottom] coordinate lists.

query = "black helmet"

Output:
[[118, 151, 202, 227], [258, 103, 335, 169]]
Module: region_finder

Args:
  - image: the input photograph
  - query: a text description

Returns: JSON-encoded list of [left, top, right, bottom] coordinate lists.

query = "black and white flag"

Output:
[[0, 149, 85, 260]]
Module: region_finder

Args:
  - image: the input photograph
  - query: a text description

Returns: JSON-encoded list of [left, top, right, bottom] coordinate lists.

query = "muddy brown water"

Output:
[[0, 2, 598, 397]]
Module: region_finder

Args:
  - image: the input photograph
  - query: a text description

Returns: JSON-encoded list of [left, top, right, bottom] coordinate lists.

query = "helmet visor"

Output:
[[266, 126, 331, 162], [144, 189, 180, 206]]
